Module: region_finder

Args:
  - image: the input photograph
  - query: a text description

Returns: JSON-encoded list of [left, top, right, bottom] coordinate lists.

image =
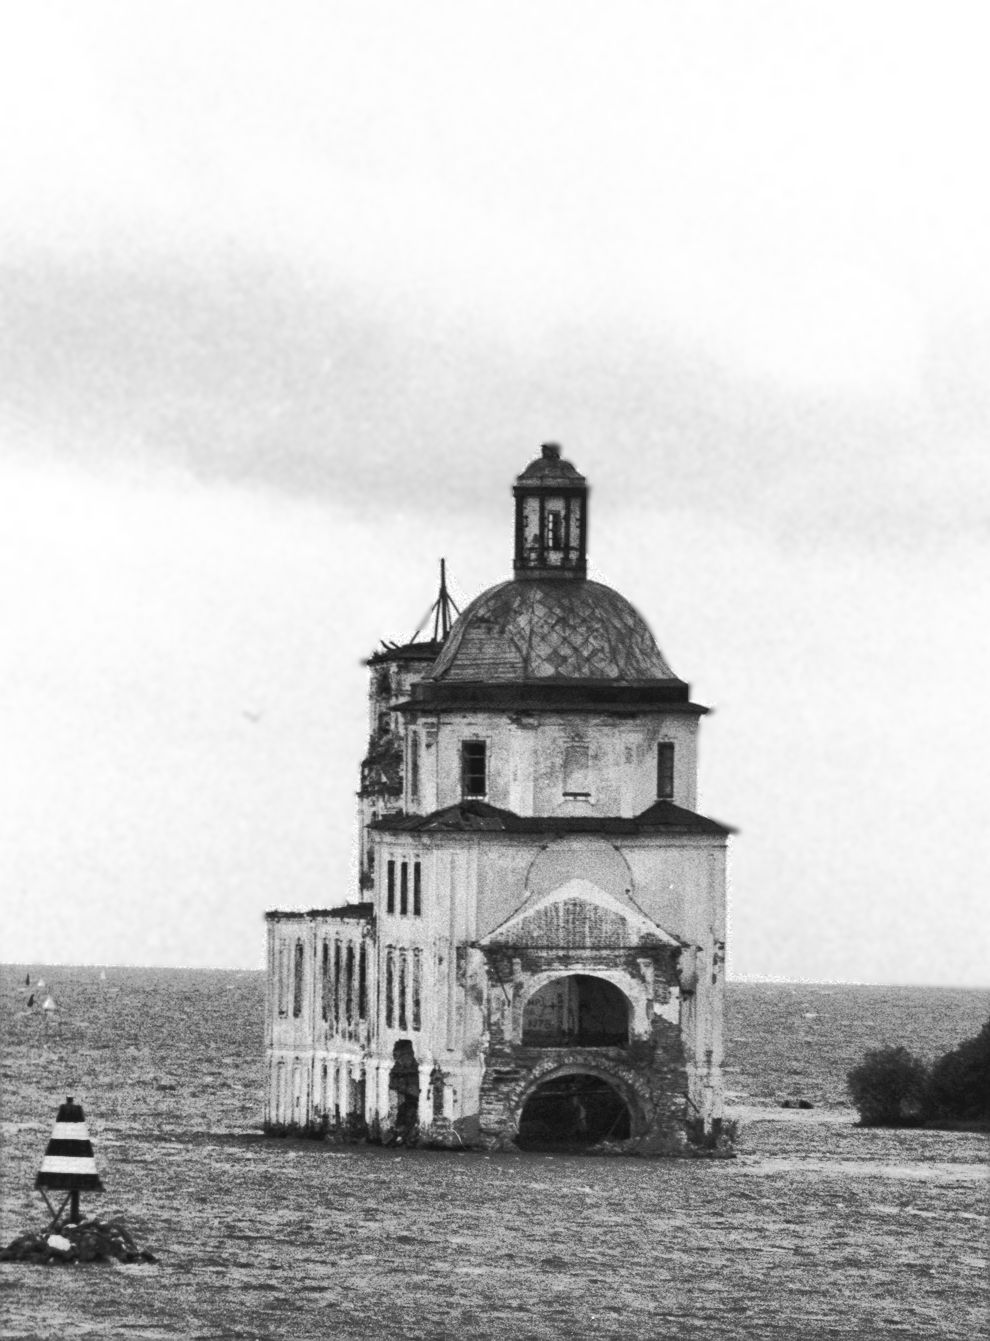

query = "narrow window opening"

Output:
[[430, 1064, 444, 1118], [358, 943, 368, 1020], [333, 941, 342, 1033], [409, 730, 420, 806], [398, 950, 408, 1031], [461, 741, 487, 798], [413, 861, 422, 916], [321, 942, 330, 1022], [385, 949, 395, 1029], [545, 507, 564, 550], [292, 940, 304, 1019], [657, 742, 675, 800], [277, 944, 288, 1017], [345, 943, 355, 1026], [412, 949, 422, 1031], [400, 861, 409, 916], [387, 859, 395, 915]]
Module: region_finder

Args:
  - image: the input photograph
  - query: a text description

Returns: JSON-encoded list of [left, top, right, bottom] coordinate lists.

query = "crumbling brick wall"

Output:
[[478, 943, 691, 1150]]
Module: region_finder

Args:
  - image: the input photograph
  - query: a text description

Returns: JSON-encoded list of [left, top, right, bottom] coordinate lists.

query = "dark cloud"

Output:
[[2, 251, 984, 550]]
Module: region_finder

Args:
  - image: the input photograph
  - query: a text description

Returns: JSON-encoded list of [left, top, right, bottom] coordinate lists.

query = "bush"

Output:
[[924, 1016, 990, 1123], [847, 1046, 928, 1126]]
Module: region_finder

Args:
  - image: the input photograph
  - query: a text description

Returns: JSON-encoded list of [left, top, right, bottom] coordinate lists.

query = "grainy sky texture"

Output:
[[2, 1, 988, 983]]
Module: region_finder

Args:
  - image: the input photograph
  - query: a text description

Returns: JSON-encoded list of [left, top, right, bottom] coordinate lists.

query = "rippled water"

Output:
[[1, 968, 987, 1339]]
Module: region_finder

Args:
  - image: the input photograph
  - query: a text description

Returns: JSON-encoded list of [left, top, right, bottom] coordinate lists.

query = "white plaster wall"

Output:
[[416, 710, 699, 817], [622, 842, 727, 946]]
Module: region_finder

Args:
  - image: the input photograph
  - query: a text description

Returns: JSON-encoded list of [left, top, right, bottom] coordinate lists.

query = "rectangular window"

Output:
[[277, 944, 288, 1017], [413, 861, 422, 916], [563, 743, 591, 798], [385, 949, 395, 1029], [400, 861, 409, 915], [398, 950, 408, 1031], [345, 943, 355, 1026], [409, 730, 420, 806], [292, 941, 304, 1019], [358, 943, 367, 1020], [461, 740, 487, 798], [657, 742, 675, 800], [386, 859, 395, 914], [545, 507, 563, 550], [412, 950, 422, 1031]]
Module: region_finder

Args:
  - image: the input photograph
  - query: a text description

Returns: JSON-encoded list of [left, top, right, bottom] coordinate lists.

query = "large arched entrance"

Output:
[[516, 1072, 632, 1149], [521, 974, 629, 1047]]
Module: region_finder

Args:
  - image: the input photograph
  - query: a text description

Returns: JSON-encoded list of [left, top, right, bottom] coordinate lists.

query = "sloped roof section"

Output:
[[371, 799, 733, 837], [427, 579, 680, 684], [516, 444, 586, 487]]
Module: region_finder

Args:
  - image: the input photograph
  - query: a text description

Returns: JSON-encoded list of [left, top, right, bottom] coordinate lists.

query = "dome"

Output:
[[427, 579, 678, 683]]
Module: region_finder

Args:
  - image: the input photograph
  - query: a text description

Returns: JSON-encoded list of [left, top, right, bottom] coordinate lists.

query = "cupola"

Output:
[[513, 443, 587, 580]]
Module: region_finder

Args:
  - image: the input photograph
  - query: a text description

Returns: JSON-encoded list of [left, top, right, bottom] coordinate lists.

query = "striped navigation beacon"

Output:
[[36, 1096, 103, 1229]]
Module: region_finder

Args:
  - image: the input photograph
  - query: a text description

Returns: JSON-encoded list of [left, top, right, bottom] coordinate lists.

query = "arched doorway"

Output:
[[521, 975, 629, 1047], [516, 1072, 632, 1149]]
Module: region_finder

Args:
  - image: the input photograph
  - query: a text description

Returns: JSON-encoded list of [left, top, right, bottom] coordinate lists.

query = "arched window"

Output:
[[522, 975, 629, 1047]]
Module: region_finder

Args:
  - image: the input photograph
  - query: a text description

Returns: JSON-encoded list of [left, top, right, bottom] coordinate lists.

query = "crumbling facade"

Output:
[[265, 445, 731, 1151]]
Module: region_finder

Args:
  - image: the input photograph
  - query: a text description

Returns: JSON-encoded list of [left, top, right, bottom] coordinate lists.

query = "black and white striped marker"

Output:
[[36, 1097, 103, 1199]]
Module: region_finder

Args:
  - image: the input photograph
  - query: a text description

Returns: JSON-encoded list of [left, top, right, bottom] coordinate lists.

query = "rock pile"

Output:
[[0, 1218, 157, 1265]]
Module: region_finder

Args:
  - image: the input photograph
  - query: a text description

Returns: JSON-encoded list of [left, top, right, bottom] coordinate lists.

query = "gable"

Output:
[[480, 877, 681, 950]]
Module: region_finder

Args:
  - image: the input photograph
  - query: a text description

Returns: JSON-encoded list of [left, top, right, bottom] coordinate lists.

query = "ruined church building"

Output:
[[265, 444, 731, 1152]]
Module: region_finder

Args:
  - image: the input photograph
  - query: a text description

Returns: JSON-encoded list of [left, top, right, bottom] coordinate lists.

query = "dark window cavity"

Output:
[[387, 859, 395, 914], [345, 943, 355, 1025], [413, 860, 422, 916], [400, 861, 409, 915], [412, 950, 422, 1031], [358, 943, 368, 1020], [292, 940, 304, 1019], [461, 740, 487, 798], [657, 741, 675, 800], [385, 949, 395, 1028], [409, 730, 420, 806], [398, 951, 408, 1031]]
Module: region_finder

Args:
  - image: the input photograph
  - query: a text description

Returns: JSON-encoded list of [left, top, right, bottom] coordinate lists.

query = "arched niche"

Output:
[[521, 974, 630, 1047]]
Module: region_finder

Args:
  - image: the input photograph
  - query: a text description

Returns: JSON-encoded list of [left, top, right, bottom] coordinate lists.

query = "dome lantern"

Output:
[[513, 444, 587, 581]]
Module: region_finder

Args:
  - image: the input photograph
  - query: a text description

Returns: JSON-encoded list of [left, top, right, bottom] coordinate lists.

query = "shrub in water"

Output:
[[847, 1045, 928, 1126], [924, 1016, 990, 1123]]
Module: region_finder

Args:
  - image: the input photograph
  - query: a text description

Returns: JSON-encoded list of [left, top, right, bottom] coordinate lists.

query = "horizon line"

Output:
[[3, 962, 989, 991]]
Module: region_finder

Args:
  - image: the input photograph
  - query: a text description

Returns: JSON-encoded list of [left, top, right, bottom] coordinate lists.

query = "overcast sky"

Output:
[[2, 1, 988, 984]]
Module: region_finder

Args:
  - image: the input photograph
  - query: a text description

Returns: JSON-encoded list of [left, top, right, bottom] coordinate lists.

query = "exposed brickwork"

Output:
[[479, 944, 692, 1150]]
